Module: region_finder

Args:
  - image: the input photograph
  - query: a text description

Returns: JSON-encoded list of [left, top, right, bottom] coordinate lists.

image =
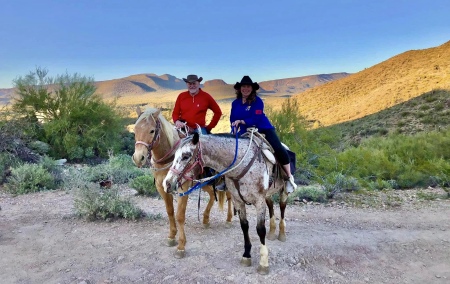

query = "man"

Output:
[[172, 74, 222, 134]]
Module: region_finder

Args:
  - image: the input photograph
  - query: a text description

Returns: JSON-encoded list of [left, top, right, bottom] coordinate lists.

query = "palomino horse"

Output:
[[163, 132, 289, 275], [132, 107, 233, 258]]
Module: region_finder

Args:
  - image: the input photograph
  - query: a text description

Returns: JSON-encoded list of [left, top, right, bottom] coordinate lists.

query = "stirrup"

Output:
[[285, 175, 297, 193]]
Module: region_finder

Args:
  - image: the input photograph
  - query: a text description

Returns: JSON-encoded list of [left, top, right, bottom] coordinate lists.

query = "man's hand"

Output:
[[175, 120, 186, 129]]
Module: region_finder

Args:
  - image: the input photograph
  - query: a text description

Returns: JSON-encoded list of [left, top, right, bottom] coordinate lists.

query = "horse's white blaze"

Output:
[[260, 244, 269, 267], [163, 145, 193, 192]]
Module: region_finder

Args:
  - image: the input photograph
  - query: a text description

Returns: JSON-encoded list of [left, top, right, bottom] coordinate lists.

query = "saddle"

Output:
[[242, 128, 279, 166], [242, 128, 296, 184]]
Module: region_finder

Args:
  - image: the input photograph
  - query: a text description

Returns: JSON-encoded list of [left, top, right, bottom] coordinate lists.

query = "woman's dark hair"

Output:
[[235, 88, 257, 104]]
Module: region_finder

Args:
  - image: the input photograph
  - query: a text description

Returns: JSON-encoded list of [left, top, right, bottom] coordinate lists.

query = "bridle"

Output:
[[135, 118, 163, 165], [169, 139, 205, 188]]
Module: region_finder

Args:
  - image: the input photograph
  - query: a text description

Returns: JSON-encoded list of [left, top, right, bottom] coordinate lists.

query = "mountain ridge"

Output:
[[294, 40, 450, 126]]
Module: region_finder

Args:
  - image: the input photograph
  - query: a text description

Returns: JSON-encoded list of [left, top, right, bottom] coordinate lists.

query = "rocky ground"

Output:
[[1, 187, 449, 284]]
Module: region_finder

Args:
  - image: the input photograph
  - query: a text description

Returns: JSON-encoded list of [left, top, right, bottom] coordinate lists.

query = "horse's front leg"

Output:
[[156, 180, 177, 247], [265, 197, 277, 240], [255, 201, 269, 275], [235, 201, 252, 267], [174, 194, 189, 258], [278, 190, 288, 242]]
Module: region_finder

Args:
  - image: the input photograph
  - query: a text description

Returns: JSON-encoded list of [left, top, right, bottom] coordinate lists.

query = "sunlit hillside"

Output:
[[294, 40, 450, 126]]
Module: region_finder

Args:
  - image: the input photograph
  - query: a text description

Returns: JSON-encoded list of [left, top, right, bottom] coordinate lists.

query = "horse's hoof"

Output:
[[267, 232, 277, 241], [225, 221, 232, 229], [240, 257, 252, 267], [165, 238, 177, 247], [257, 265, 270, 275], [278, 234, 287, 242], [203, 223, 210, 229], [174, 249, 186, 259]]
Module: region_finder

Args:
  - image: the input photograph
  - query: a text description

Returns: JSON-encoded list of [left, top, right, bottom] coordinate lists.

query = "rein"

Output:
[[178, 128, 258, 197]]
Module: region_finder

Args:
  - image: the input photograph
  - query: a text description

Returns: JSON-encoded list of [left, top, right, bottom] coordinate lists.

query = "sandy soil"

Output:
[[1, 187, 449, 284]]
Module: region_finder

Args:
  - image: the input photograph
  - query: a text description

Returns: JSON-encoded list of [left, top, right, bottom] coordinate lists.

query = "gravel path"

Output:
[[1, 188, 449, 284]]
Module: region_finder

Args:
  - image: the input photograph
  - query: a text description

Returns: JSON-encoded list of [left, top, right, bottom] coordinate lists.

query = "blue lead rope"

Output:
[[179, 128, 240, 197]]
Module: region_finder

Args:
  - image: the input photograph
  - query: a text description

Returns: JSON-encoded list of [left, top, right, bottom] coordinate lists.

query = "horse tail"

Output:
[[217, 191, 226, 211]]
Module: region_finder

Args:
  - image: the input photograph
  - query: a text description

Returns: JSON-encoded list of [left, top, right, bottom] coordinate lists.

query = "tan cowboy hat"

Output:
[[183, 74, 203, 83]]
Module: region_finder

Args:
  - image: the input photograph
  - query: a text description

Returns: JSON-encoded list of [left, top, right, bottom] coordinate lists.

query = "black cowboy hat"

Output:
[[233, 75, 260, 91], [183, 74, 203, 83]]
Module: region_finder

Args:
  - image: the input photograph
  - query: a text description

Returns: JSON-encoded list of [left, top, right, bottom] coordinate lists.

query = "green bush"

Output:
[[316, 128, 450, 190], [12, 67, 125, 162], [74, 185, 144, 221], [130, 175, 158, 196], [294, 186, 327, 203], [0, 152, 23, 184], [266, 98, 338, 184], [5, 163, 56, 194], [319, 172, 360, 198], [29, 141, 51, 155], [83, 154, 145, 184]]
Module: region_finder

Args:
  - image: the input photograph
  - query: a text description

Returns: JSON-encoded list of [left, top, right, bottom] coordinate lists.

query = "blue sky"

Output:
[[1, 0, 449, 88]]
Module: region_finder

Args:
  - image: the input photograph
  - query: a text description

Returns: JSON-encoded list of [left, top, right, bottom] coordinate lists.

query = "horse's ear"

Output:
[[192, 132, 199, 145], [136, 106, 142, 117], [152, 109, 161, 118]]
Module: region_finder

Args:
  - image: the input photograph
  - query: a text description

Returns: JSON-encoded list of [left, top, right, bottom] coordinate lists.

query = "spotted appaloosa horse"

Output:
[[163, 132, 289, 274], [132, 107, 233, 258]]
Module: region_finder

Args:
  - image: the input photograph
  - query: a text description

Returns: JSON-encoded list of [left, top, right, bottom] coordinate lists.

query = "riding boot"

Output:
[[285, 175, 297, 193]]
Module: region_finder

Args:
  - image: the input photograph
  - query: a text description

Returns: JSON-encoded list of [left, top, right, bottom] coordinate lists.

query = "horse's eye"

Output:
[[150, 130, 155, 134], [181, 154, 191, 161]]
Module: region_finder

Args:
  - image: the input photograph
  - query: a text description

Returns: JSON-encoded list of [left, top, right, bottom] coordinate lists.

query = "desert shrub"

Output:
[[319, 172, 360, 198], [39, 155, 65, 186], [294, 186, 327, 203], [130, 175, 158, 196], [317, 128, 450, 190], [83, 154, 145, 184], [0, 152, 23, 184], [367, 179, 398, 190], [28, 141, 51, 155], [5, 163, 56, 194], [267, 98, 338, 184], [74, 185, 144, 221], [12, 67, 125, 162]]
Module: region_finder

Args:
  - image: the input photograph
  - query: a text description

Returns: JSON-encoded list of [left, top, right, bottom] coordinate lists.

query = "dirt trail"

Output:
[[1, 188, 449, 284]]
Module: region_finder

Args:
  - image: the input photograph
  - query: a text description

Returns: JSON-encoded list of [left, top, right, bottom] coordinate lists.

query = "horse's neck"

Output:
[[151, 129, 179, 160]]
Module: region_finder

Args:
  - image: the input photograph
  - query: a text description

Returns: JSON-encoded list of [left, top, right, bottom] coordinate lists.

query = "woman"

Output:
[[230, 75, 297, 193]]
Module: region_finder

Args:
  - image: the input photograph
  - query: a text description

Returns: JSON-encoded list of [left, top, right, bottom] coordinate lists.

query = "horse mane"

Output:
[[137, 107, 175, 147]]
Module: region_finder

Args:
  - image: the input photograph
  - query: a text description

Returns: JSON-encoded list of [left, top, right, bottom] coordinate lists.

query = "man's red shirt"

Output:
[[172, 89, 222, 132]]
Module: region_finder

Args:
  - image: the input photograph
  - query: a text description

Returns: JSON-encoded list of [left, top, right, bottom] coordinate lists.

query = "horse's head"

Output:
[[163, 132, 202, 193], [132, 107, 162, 168]]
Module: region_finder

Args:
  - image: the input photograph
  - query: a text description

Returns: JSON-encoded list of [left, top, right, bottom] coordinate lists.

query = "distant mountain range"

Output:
[[2, 40, 449, 130], [0, 73, 350, 105]]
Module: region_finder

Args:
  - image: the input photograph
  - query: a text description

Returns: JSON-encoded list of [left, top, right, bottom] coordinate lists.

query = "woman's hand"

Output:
[[231, 120, 244, 127]]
